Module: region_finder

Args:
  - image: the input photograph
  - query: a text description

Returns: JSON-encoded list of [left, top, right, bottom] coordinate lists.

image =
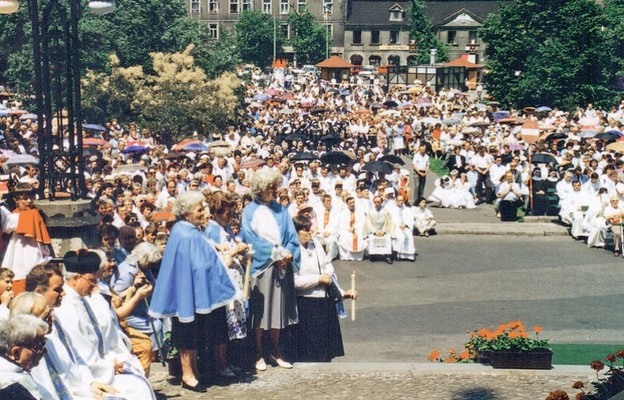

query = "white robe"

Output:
[[314, 205, 340, 260], [413, 206, 436, 234], [337, 207, 367, 261], [390, 205, 416, 260], [0, 355, 42, 399], [54, 285, 155, 399]]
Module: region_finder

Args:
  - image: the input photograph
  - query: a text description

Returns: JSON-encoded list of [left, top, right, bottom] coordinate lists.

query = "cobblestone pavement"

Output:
[[148, 363, 596, 400]]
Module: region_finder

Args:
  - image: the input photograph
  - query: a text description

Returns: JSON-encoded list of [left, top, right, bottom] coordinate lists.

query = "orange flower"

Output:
[[533, 325, 543, 334], [459, 350, 471, 360], [443, 357, 457, 363], [508, 330, 520, 339], [520, 331, 528, 338], [449, 348, 457, 354], [477, 328, 491, 338], [427, 350, 441, 361], [508, 320, 525, 331]]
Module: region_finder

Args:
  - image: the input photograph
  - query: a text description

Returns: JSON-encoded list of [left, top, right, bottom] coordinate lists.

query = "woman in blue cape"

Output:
[[242, 169, 300, 371], [149, 191, 237, 393]]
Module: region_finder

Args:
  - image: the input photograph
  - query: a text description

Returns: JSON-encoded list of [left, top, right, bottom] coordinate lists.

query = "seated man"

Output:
[[337, 197, 367, 261], [389, 195, 416, 261], [562, 180, 593, 236], [604, 197, 624, 257], [53, 251, 156, 399], [365, 195, 395, 264]]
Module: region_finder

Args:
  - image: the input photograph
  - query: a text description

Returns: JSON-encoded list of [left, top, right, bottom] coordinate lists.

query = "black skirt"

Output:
[[294, 296, 345, 362], [172, 307, 227, 351]]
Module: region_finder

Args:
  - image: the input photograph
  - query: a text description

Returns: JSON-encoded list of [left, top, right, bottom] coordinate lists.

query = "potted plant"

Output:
[[554, 352, 624, 399], [465, 320, 552, 369]]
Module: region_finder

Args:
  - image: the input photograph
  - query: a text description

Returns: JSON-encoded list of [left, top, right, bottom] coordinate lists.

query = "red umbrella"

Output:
[[173, 138, 199, 151], [151, 211, 175, 223], [83, 138, 109, 147], [239, 158, 266, 170]]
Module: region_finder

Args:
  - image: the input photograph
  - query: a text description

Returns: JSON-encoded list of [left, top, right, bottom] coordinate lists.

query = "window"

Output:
[[242, 0, 252, 11], [369, 55, 381, 67], [280, 0, 289, 14], [352, 30, 362, 44], [297, 0, 306, 13], [327, 24, 333, 40], [390, 10, 403, 21], [209, 0, 218, 13], [190, 0, 200, 13], [390, 31, 399, 44], [208, 24, 219, 39], [388, 55, 400, 65], [371, 30, 380, 44], [230, 0, 239, 13], [447, 30, 457, 44], [323, 0, 332, 14], [469, 30, 478, 43], [262, 0, 271, 13], [281, 23, 289, 39]]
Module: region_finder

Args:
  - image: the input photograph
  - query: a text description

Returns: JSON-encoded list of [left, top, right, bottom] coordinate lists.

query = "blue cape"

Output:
[[241, 199, 300, 275], [149, 221, 238, 323]]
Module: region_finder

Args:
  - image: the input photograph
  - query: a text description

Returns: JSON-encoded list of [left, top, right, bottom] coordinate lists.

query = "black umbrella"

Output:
[[163, 151, 187, 159], [327, 88, 340, 95], [383, 100, 399, 108], [311, 107, 327, 115], [371, 103, 387, 110], [595, 131, 621, 142], [319, 135, 342, 146], [291, 152, 317, 161], [320, 151, 353, 165], [378, 154, 405, 165], [362, 161, 393, 175], [285, 133, 307, 142], [543, 132, 567, 141], [531, 153, 558, 165]]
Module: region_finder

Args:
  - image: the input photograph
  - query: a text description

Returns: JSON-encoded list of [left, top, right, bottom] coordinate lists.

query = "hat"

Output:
[[89, 155, 98, 162], [297, 203, 313, 213], [384, 187, 395, 195], [450, 169, 459, 175], [63, 250, 101, 274]]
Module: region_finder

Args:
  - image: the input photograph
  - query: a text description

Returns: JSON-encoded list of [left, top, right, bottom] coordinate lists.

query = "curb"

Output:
[[434, 223, 569, 236]]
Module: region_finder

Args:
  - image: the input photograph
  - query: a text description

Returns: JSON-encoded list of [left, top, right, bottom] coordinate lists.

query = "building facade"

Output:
[[188, 0, 507, 66]]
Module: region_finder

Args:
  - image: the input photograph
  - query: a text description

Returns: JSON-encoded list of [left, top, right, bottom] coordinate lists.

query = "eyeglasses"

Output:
[[79, 275, 98, 285]]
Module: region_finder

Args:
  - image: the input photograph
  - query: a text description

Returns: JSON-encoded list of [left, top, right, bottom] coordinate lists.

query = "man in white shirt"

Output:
[[471, 146, 494, 204], [412, 144, 429, 199], [497, 172, 522, 221]]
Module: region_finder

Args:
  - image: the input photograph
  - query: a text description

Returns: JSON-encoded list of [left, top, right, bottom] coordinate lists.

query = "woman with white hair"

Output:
[[0, 314, 48, 399], [241, 168, 300, 371], [149, 190, 237, 393]]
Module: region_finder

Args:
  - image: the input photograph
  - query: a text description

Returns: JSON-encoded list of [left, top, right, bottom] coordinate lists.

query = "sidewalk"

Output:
[[148, 362, 595, 399]]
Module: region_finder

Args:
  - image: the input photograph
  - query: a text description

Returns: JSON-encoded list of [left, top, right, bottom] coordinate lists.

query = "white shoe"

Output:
[[256, 358, 267, 371], [271, 356, 293, 369]]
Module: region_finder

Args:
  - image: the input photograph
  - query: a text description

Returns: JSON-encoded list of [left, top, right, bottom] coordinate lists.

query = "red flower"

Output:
[[606, 354, 617, 363], [616, 350, 624, 359], [572, 381, 584, 389], [545, 390, 569, 400], [590, 360, 605, 371], [575, 394, 587, 400]]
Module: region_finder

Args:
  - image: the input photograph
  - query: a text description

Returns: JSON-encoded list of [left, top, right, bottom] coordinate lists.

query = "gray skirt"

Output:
[[249, 263, 299, 330]]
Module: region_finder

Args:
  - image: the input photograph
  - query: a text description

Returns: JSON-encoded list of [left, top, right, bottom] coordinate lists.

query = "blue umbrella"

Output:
[[605, 130, 624, 137], [492, 111, 510, 121], [122, 145, 149, 154], [183, 142, 209, 152], [83, 123, 107, 132], [252, 94, 270, 101]]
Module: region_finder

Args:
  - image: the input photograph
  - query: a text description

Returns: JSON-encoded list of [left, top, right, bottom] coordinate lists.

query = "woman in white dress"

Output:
[[428, 175, 452, 206], [413, 197, 436, 236]]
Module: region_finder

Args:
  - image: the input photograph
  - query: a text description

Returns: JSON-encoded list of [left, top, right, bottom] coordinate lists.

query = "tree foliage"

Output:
[[407, 0, 449, 65], [480, 0, 616, 110], [288, 8, 329, 66], [81, 46, 245, 142], [235, 10, 284, 68]]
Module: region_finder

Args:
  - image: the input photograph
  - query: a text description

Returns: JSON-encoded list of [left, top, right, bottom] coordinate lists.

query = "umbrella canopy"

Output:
[[492, 111, 510, 121], [183, 142, 209, 152], [327, 88, 340, 95], [378, 154, 405, 165], [291, 152, 317, 162], [83, 137, 109, 147], [173, 138, 200, 151], [383, 100, 399, 108], [362, 161, 393, 175], [414, 98, 433, 107], [319, 135, 342, 146], [320, 151, 353, 165], [578, 130, 597, 139], [163, 151, 187, 160], [606, 141, 624, 153], [470, 121, 490, 128], [474, 103, 488, 111], [531, 153, 558, 165], [595, 131, 620, 142], [522, 106, 536, 114], [83, 123, 107, 132], [122, 145, 149, 154], [19, 113, 37, 121], [252, 93, 270, 101], [380, 109, 401, 117], [536, 106, 552, 113], [113, 164, 147, 175], [5, 154, 39, 166], [285, 133, 307, 142], [370, 103, 387, 110], [239, 158, 266, 170], [209, 140, 231, 148]]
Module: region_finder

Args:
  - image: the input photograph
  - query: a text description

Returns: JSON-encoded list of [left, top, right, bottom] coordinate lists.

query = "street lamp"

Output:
[[323, 3, 332, 59], [3, 0, 115, 200]]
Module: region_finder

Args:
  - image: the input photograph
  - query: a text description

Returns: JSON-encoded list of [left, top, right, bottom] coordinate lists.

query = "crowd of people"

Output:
[[2, 65, 624, 396]]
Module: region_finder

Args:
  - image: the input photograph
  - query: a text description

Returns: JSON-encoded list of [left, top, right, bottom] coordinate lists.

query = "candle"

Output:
[[351, 270, 356, 321]]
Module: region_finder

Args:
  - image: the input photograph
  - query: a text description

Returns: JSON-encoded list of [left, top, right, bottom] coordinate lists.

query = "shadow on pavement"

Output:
[[452, 387, 501, 399]]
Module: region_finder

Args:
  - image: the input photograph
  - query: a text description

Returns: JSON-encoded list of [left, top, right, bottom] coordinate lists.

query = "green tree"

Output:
[[195, 28, 241, 79], [288, 8, 329, 66], [81, 46, 245, 142], [235, 10, 283, 68], [603, 0, 624, 86], [407, 0, 449, 65], [480, 0, 615, 109]]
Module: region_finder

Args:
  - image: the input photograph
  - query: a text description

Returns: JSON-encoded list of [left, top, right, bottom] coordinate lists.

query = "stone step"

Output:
[[435, 222, 569, 236]]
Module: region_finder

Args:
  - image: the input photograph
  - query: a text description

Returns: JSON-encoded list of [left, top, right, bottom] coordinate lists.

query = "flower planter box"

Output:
[[489, 349, 552, 370]]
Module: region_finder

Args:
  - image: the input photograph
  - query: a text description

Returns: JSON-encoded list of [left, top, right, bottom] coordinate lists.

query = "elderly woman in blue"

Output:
[[241, 168, 300, 371], [149, 191, 237, 393]]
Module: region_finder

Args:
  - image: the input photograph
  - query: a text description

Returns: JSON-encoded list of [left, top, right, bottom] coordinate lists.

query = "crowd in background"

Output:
[[2, 67, 624, 396]]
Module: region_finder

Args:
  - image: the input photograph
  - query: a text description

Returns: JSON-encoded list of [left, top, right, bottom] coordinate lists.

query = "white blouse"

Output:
[[294, 239, 335, 298]]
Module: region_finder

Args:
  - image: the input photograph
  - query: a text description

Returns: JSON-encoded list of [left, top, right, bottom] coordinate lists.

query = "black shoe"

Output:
[[182, 381, 207, 393], [385, 257, 393, 264], [166, 375, 181, 385]]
